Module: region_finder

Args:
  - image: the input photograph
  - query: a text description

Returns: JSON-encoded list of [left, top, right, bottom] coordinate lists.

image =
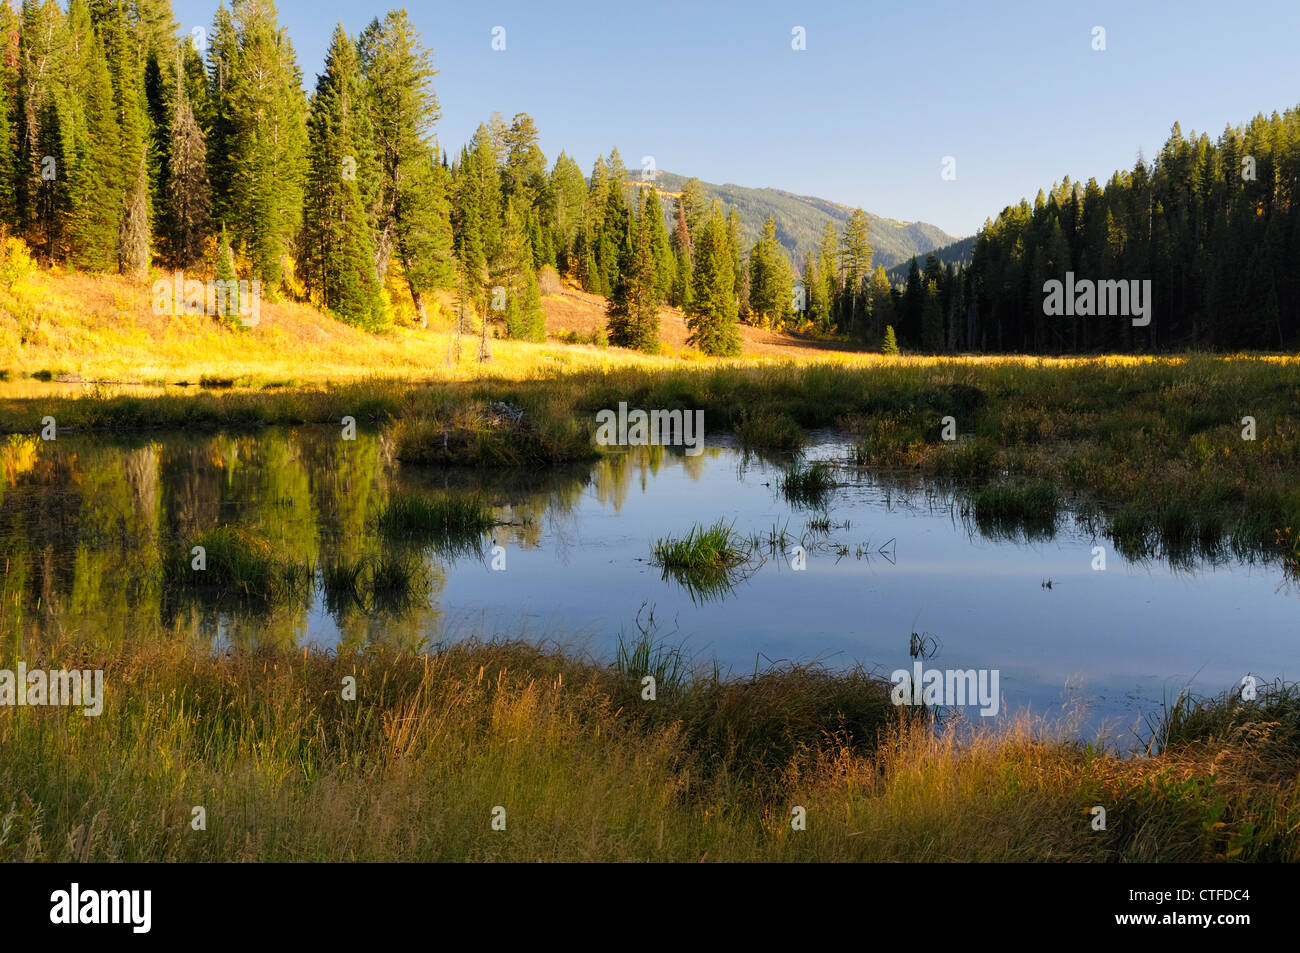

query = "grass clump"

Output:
[[164, 526, 310, 603], [973, 480, 1058, 525], [651, 519, 752, 603], [378, 493, 495, 549], [652, 519, 749, 571], [321, 552, 433, 616], [780, 460, 835, 507]]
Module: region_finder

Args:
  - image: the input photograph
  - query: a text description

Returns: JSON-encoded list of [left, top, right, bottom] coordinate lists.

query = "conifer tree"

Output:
[[302, 23, 383, 327], [360, 9, 452, 321], [65, 32, 120, 272], [748, 214, 792, 327], [686, 207, 740, 356], [223, 0, 308, 287], [669, 196, 692, 309], [816, 219, 839, 330], [839, 208, 872, 336], [640, 186, 674, 302], [606, 192, 660, 352], [0, 0, 19, 226]]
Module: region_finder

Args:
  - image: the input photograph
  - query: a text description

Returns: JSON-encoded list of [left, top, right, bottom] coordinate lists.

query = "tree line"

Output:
[[892, 109, 1300, 354], [0, 0, 903, 356], [6, 1, 1291, 355]]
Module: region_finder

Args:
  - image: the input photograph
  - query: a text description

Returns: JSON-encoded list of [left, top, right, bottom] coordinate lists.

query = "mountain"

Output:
[[885, 235, 977, 285], [630, 171, 962, 270]]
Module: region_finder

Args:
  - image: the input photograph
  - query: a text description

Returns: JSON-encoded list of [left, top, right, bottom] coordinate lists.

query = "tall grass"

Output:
[[652, 519, 749, 571], [1, 639, 1294, 861]]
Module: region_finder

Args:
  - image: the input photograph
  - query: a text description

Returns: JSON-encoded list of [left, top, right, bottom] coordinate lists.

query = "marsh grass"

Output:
[[321, 552, 433, 616], [9, 354, 1300, 561], [377, 493, 496, 552], [733, 410, 804, 451], [780, 460, 835, 507], [972, 480, 1059, 538], [652, 519, 753, 603], [974, 480, 1058, 522], [652, 519, 749, 571], [163, 526, 311, 605], [2, 638, 1294, 861]]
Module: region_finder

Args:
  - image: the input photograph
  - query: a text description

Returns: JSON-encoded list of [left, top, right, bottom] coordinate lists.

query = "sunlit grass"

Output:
[[0, 639, 1294, 861]]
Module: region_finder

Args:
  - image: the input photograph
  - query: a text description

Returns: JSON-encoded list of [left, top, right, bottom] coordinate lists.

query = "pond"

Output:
[[0, 424, 1293, 742]]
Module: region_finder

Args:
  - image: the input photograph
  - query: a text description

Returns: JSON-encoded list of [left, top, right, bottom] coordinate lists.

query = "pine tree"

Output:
[[839, 208, 872, 336], [669, 196, 692, 309], [867, 264, 892, 340], [360, 9, 451, 321], [748, 214, 792, 327], [686, 207, 740, 356], [641, 186, 673, 302], [0, 0, 19, 226], [881, 324, 899, 354], [213, 223, 239, 320], [301, 23, 383, 328], [224, 0, 308, 287], [546, 151, 585, 274], [816, 220, 839, 331], [16, 0, 72, 260], [65, 32, 120, 272], [607, 191, 660, 352]]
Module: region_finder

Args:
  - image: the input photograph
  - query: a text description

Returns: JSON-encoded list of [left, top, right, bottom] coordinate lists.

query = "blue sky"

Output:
[[171, 0, 1300, 238]]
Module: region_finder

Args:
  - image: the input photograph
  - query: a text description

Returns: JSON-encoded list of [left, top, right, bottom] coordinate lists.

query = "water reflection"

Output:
[[1, 426, 1295, 734]]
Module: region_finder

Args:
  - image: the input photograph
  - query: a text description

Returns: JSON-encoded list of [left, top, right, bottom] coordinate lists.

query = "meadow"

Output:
[[5, 267, 1300, 863]]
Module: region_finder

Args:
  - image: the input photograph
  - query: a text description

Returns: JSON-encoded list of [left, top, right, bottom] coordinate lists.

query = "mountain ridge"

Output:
[[631, 170, 964, 271]]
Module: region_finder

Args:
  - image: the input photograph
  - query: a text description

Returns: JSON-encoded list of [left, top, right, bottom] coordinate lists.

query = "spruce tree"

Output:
[[65, 33, 120, 272], [839, 208, 872, 336], [748, 214, 792, 327], [686, 207, 740, 356], [606, 192, 660, 352], [360, 9, 452, 321], [224, 0, 308, 287], [302, 23, 383, 328]]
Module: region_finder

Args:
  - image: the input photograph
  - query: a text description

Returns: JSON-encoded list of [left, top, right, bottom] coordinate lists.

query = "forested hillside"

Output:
[[1, 0, 1296, 358], [639, 171, 956, 269]]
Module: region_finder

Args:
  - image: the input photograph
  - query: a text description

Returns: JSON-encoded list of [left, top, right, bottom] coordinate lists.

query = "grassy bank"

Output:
[[5, 354, 1300, 563], [0, 639, 1295, 862]]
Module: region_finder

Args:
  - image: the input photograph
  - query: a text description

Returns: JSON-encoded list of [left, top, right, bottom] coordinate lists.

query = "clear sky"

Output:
[[170, 0, 1300, 238]]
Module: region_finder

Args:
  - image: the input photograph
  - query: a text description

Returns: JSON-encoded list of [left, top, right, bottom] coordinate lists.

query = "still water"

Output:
[[1, 425, 1293, 740]]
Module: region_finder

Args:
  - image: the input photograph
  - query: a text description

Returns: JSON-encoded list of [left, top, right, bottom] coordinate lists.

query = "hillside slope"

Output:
[[638, 171, 961, 268], [0, 269, 867, 386]]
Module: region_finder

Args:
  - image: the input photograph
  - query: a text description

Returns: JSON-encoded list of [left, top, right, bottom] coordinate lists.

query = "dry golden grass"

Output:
[[1, 639, 1294, 862], [1, 267, 876, 386]]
